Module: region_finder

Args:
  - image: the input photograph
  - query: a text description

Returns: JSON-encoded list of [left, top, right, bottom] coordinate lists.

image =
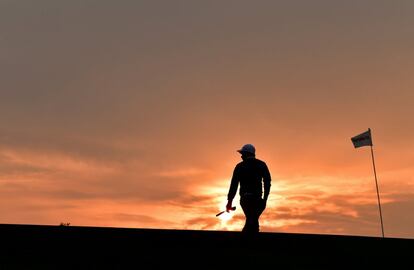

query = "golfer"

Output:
[[226, 144, 271, 233]]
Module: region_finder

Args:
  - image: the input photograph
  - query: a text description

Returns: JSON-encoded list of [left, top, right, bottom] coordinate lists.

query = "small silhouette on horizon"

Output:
[[226, 144, 271, 233], [59, 222, 71, 226]]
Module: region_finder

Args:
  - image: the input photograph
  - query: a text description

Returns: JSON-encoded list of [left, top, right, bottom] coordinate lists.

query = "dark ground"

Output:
[[0, 224, 412, 269]]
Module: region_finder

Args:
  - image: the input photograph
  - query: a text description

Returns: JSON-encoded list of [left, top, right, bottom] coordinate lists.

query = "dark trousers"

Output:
[[240, 195, 265, 233]]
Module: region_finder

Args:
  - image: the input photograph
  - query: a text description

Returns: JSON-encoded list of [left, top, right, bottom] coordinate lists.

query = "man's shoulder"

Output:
[[235, 161, 244, 168], [237, 158, 267, 167], [254, 158, 267, 166]]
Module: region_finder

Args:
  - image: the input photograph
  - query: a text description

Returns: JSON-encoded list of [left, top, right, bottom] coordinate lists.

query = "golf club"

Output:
[[216, 206, 236, 217]]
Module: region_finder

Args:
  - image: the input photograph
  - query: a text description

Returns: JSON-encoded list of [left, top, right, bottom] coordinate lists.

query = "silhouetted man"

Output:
[[226, 144, 271, 233]]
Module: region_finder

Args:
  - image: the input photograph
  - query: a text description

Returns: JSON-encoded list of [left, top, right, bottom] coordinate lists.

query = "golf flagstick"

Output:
[[351, 128, 385, 238]]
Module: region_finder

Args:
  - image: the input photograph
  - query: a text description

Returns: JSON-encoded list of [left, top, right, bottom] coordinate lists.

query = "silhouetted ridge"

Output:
[[0, 224, 411, 269]]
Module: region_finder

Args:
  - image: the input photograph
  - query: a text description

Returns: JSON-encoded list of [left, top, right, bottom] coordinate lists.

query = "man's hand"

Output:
[[226, 200, 233, 212]]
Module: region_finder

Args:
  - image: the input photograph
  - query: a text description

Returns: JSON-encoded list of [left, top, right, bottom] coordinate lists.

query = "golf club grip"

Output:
[[216, 211, 225, 217], [215, 206, 236, 217]]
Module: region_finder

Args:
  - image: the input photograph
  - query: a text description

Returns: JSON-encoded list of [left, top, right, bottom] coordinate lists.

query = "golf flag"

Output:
[[351, 129, 372, 148], [351, 128, 385, 237]]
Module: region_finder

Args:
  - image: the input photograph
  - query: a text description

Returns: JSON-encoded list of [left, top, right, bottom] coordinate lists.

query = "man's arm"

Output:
[[226, 165, 240, 210], [262, 163, 271, 202]]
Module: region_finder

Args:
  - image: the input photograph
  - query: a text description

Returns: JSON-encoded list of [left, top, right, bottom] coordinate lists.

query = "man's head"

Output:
[[237, 144, 256, 160]]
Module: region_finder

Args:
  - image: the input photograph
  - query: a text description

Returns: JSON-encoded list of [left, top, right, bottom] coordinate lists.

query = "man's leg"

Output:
[[241, 197, 259, 233], [255, 198, 266, 232]]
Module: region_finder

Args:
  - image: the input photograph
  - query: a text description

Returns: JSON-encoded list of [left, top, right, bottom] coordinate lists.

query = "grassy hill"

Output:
[[1, 224, 411, 269]]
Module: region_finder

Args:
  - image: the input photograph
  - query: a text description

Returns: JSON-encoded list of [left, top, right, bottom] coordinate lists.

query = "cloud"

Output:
[[1, 141, 413, 238], [112, 213, 174, 226], [184, 217, 219, 230], [0, 0, 414, 238], [0, 145, 193, 201], [168, 194, 215, 209], [382, 194, 414, 239], [257, 187, 414, 238], [156, 168, 209, 178]]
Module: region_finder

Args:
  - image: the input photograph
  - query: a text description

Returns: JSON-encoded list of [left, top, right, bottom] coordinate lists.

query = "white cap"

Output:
[[237, 144, 256, 155]]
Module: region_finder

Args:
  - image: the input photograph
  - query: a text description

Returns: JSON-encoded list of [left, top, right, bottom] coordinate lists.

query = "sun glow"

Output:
[[218, 211, 233, 222], [216, 195, 237, 227]]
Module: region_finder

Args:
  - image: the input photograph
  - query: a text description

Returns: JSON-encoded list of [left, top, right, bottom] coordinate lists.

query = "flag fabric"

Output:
[[351, 129, 373, 148]]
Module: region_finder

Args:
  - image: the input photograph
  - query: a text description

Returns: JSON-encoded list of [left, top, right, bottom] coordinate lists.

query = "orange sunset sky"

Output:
[[1, 1, 414, 238]]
